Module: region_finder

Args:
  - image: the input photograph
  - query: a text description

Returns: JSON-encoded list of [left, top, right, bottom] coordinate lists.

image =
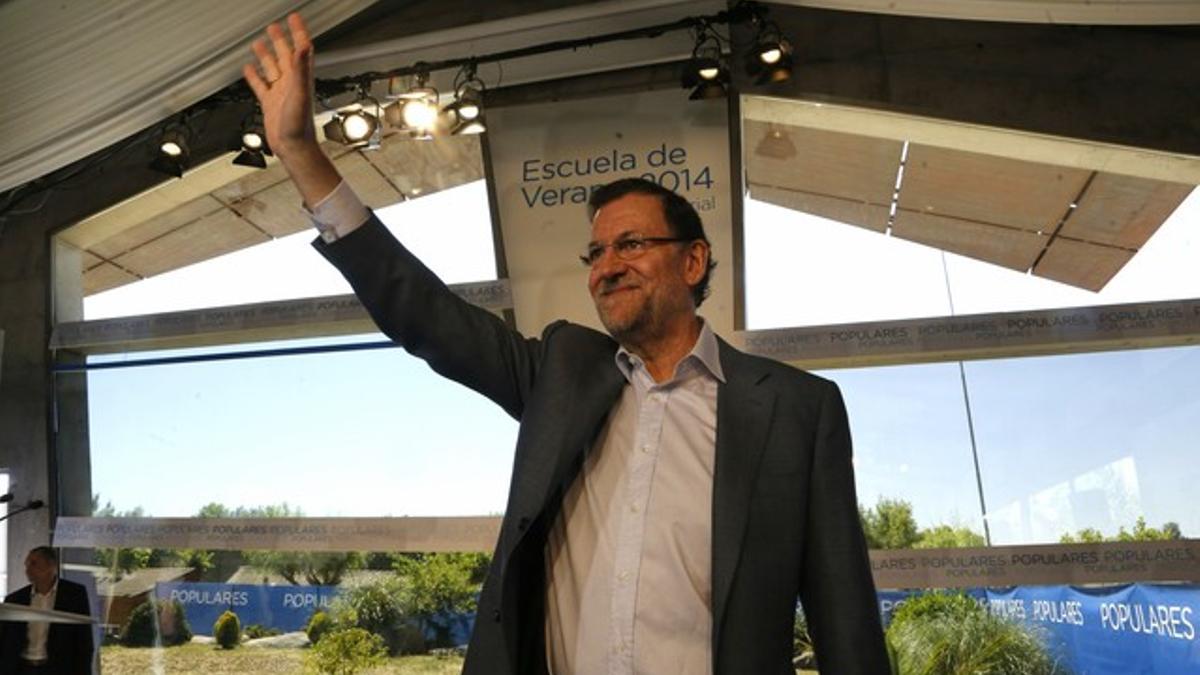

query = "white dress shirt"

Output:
[[23, 579, 58, 662], [545, 323, 723, 675]]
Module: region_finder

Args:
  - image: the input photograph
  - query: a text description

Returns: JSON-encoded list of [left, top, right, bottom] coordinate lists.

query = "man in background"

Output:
[[0, 546, 94, 674]]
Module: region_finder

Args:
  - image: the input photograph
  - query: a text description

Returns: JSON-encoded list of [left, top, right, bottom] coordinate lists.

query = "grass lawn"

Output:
[[101, 644, 464, 674], [102, 644, 822, 674]]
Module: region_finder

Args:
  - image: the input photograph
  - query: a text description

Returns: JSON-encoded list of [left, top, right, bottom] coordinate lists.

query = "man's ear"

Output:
[[683, 240, 709, 286]]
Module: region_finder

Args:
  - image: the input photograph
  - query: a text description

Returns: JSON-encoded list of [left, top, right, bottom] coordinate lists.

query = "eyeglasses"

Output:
[[579, 236, 690, 267]]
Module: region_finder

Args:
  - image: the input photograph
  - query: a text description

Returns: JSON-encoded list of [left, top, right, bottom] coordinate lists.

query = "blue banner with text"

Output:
[[876, 583, 1199, 674], [155, 582, 338, 635]]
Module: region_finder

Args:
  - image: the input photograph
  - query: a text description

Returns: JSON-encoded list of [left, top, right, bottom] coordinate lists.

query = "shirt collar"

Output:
[[615, 320, 725, 384], [34, 578, 58, 598]]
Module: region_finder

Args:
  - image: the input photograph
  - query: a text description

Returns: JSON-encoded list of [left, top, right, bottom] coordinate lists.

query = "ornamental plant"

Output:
[[213, 609, 241, 649], [886, 592, 1067, 675]]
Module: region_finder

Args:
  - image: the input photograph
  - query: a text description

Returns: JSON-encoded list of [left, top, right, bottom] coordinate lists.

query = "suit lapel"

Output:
[[711, 340, 776, 641], [510, 347, 626, 551]]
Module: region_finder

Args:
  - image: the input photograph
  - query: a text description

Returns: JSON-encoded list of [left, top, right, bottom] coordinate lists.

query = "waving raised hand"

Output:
[[243, 13, 339, 207]]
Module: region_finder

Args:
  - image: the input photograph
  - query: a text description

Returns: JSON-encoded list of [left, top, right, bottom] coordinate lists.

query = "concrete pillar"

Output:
[[0, 217, 54, 592]]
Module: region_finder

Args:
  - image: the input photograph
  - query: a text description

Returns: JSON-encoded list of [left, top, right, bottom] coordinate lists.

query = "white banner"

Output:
[[486, 88, 735, 338], [54, 516, 501, 553], [738, 297, 1200, 369]]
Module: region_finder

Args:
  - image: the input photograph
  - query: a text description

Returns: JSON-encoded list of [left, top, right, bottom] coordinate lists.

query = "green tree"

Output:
[[1061, 518, 1185, 543], [915, 524, 986, 549], [204, 502, 364, 585], [92, 495, 152, 577], [859, 498, 920, 550], [393, 553, 489, 647], [1059, 527, 1105, 544]]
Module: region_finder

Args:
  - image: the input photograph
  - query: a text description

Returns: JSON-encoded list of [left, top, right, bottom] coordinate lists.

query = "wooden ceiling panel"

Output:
[[81, 251, 104, 271], [1034, 238, 1135, 292], [363, 133, 485, 199], [1062, 174, 1193, 248], [334, 151, 405, 210], [744, 120, 902, 207], [899, 145, 1091, 232], [750, 183, 889, 232], [221, 177, 312, 239], [892, 211, 1047, 271], [83, 262, 139, 296], [112, 209, 270, 278], [88, 195, 226, 260]]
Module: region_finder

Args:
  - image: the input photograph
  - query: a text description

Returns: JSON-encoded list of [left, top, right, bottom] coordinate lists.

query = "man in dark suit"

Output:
[[1, 547, 93, 674], [244, 14, 887, 674]]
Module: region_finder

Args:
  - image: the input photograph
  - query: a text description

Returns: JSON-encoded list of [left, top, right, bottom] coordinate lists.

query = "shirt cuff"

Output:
[[308, 180, 370, 243]]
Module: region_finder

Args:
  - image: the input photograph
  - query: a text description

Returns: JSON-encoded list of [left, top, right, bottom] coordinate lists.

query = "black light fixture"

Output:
[[323, 106, 380, 147], [682, 30, 728, 100], [446, 64, 487, 135], [746, 20, 793, 84], [150, 122, 192, 178], [232, 111, 271, 169]]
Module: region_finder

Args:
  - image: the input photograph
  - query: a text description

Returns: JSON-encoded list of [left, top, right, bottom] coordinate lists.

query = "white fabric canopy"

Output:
[[0, 0, 375, 194]]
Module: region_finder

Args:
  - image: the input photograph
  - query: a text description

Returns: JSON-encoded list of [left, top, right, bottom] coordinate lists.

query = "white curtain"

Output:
[[0, 0, 376, 194]]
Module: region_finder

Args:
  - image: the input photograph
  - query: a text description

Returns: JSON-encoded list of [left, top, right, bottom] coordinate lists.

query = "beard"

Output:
[[593, 280, 690, 349]]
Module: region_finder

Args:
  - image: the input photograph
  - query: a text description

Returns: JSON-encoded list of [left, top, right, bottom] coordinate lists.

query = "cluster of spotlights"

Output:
[[322, 66, 487, 148], [681, 14, 794, 99]]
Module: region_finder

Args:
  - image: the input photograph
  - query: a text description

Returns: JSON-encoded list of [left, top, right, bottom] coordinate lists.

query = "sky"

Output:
[[77, 180, 1200, 546]]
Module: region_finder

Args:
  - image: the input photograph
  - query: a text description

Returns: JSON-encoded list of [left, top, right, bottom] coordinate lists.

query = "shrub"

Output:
[[120, 598, 193, 647], [305, 627, 386, 675], [886, 592, 1067, 675], [213, 610, 241, 649], [306, 610, 334, 645], [244, 623, 283, 640], [793, 610, 815, 670], [330, 576, 422, 655]]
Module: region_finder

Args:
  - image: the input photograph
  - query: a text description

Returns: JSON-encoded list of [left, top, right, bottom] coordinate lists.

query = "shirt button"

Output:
[[640, 445, 652, 454], [629, 503, 640, 513], [618, 570, 630, 581]]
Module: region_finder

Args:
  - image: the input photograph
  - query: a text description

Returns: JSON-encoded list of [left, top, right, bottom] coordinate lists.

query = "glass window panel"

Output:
[[965, 344, 1200, 544], [744, 185, 1199, 330], [816, 362, 987, 536], [83, 180, 496, 320], [78, 334, 518, 518]]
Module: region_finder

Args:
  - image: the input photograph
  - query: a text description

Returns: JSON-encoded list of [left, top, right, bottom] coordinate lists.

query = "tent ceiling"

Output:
[[745, 119, 1194, 291], [61, 135, 484, 296]]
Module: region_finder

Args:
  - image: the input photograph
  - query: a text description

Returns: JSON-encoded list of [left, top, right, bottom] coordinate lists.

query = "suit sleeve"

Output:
[[313, 215, 544, 420], [798, 381, 889, 673]]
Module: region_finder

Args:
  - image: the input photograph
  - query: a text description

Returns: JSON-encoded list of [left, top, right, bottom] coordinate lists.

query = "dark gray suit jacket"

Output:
[[1, 577, 94, 675], [316, 216, 887, 674]]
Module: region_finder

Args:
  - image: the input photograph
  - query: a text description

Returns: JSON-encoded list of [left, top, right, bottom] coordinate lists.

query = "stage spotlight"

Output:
[[151, 123, 191, 178], [682, 34, 728, 100], [384, 72, 441, 138], [233, 112, 271, 169], [746, 23, 794, 84], [323, 107, 380, 146], [446, 66, 487, 135]]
